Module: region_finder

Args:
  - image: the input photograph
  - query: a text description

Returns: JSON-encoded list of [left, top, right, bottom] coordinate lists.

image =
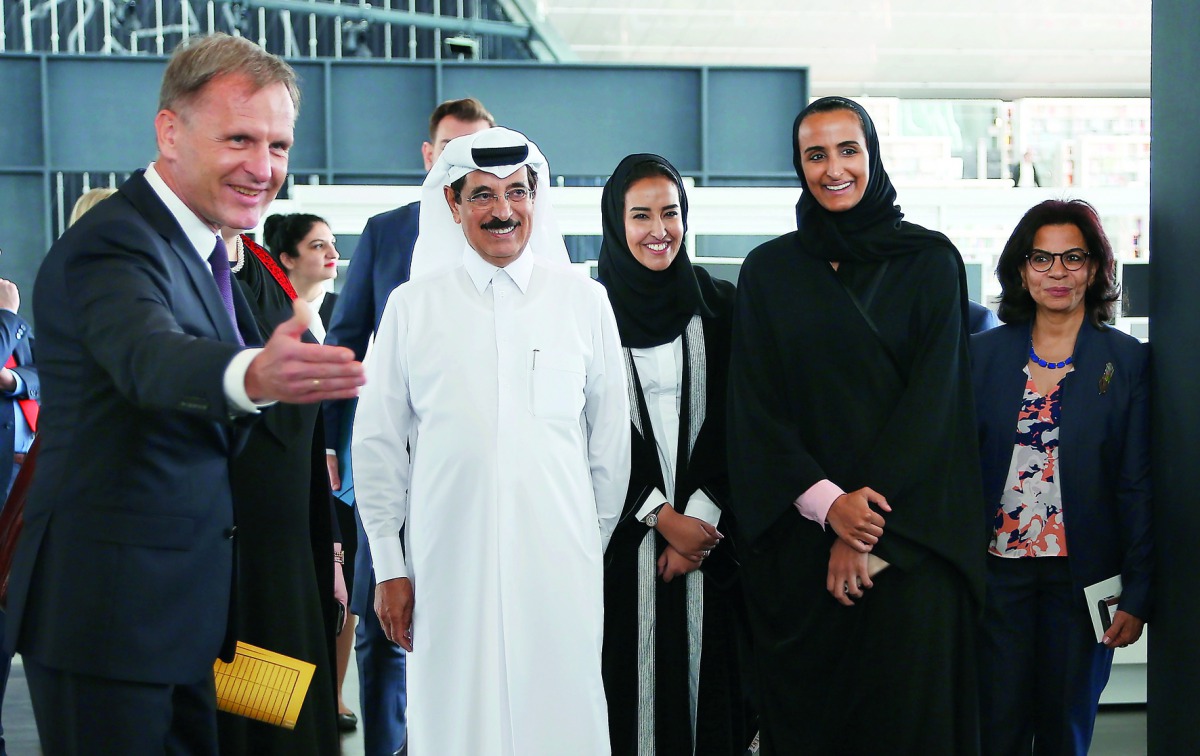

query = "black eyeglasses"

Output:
[[1026, 250, 1089, 272]]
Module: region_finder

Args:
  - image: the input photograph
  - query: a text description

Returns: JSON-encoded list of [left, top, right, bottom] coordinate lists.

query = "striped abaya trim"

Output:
[[685, 568, 704, 746], [683, 314, 705, 460], [636, 529, 657, 755]]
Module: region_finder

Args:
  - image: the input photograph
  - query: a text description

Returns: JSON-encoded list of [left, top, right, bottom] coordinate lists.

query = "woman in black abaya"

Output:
[[215, 227, 342, 756], [598, 154, 753, 755], [727, 97, 985, 755]]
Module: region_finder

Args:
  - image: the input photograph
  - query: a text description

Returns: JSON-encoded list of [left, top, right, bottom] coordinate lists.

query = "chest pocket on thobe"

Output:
[[530, 350, 586, 420]]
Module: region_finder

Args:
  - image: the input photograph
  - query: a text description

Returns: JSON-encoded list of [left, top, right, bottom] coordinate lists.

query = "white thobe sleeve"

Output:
[[351, 291, 414, 581], [586, 292, 632, 550]]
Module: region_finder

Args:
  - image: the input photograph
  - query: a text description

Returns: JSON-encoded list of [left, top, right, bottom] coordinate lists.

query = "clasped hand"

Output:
[[826, 486, 890, 553], [655, 503, 722, 562]]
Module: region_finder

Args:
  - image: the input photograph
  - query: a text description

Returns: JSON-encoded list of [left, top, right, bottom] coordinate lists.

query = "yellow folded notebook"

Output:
[[213, 641, 316, 729]]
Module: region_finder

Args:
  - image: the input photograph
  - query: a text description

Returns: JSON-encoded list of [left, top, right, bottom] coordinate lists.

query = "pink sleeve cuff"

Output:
[[794, 479, 845, 528]]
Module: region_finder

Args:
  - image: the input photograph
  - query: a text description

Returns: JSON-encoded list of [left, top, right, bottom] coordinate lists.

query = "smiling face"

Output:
[[1021, 223, 1096, 318], [282, 221, 339, 288], [445, 167, 535, 267], [796, 108, 869, 213], [623, 176, 684, 272], [154, 73, 294, 232]]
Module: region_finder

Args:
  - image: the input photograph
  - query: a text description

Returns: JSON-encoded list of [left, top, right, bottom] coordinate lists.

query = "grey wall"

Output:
[[1148, 1, 1200, 752], [0, 55, 806, 314]]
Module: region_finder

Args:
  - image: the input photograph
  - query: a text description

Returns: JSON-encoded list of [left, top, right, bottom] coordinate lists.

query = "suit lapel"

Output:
[[120, 172, 242, 345], [1056, 322, 1106, 501]]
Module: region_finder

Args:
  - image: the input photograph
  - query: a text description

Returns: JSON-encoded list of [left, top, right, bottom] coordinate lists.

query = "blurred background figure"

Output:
[[67, 187, 117, 227], [1012, 148, 1043, 188], [0, 248, 39, 756]]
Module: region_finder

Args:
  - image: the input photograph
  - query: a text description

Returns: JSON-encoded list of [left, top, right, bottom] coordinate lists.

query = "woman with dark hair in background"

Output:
[[972, 199, 1151, 756], [262, 212, 360, 732], [597, 153, 752, 755], [214, 218, 343, 755], [263, 213, 341, 344], [727, 96, 984, 754]]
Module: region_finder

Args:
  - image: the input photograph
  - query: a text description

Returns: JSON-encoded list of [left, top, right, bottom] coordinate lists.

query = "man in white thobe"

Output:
[[352, 128, 630, 756]]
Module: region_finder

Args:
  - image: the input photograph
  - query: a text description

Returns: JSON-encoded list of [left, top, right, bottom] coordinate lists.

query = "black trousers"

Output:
[[24, 656, 219, 756], [979, 556, 1114, 756]]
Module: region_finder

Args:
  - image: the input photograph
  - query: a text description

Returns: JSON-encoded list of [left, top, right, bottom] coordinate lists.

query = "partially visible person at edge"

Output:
[[727, 96, 985, 754], [970, 299, 1001, 333], [213, 213, 347, 755], [596, 152, 755, 754], [4, 32, 363, 754], [323, 97, 493, 756], [972, 199, 1151, 756], [0, 243, 40, 756], [67, 187, 117, 227]]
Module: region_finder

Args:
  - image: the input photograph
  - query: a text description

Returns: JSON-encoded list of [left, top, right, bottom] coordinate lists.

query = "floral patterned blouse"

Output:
[[989, 368, 1069, 558]]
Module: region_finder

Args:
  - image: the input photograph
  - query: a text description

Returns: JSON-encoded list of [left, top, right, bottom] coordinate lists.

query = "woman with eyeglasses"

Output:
[[971, 199, 1152, 755]]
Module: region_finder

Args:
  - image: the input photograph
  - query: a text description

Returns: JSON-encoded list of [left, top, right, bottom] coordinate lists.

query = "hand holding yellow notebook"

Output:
[[213, 641, 316, 729]]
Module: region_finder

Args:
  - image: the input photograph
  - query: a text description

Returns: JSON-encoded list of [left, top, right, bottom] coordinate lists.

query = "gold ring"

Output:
[[312, 378, 322, 389]]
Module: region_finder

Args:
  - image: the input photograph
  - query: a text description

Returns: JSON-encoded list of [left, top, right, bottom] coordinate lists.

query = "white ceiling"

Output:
[[536, 0, 1151, 99]]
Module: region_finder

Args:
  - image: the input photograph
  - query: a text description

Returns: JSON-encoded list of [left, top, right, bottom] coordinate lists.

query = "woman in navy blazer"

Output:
[[972, 199, 1151, 756]]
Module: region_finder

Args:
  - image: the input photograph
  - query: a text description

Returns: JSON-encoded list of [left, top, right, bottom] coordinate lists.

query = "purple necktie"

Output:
[[209, 237, 244, 345]]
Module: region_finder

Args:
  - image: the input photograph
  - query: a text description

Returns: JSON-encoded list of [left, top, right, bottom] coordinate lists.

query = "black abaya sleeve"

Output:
[[727, 242, 829, 546]]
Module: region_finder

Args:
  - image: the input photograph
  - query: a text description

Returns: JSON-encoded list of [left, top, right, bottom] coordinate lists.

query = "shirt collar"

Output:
[[144, 162, 221, 262], [461, 243, 534, 294]]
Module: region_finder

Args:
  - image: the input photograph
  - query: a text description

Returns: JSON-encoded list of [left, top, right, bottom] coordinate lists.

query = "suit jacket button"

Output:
[[224, 526, 237, 539]]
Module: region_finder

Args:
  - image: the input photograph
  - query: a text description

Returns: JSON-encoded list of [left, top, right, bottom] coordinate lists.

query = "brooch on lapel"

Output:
[[1098, 362, 1114, 395]]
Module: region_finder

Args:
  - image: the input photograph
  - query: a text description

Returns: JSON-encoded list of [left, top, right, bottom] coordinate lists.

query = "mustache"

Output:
[[481, 218, 519, 231]]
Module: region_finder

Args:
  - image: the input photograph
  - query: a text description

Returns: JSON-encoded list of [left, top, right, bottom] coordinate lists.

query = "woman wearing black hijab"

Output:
[[727, 98, 985, 754], [597, 154, 752, 755]]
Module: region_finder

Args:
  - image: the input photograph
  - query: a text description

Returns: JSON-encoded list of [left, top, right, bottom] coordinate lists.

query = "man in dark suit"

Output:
[[323, 97, 492, 756], [0, 274, 37, 756], [4, 33, 364, 754]]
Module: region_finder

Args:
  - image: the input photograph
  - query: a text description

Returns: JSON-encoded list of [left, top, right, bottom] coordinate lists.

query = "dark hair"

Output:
[[797, 96, 867, 137], [621, 160, 680, 202], [449, 165, 538, 204], [263, 213, 327, 269], [995, 199, 1119, 327], [428, 98, 496, 142]]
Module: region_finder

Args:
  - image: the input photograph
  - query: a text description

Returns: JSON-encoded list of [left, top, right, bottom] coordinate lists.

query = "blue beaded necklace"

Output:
[[1029, 340, 1073, 369]]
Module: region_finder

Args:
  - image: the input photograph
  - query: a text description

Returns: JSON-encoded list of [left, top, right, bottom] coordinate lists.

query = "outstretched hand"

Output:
[[245, 298, 366, 403]]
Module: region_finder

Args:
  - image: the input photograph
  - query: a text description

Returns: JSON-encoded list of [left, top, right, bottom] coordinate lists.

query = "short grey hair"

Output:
[[158, 33, 300, 116]]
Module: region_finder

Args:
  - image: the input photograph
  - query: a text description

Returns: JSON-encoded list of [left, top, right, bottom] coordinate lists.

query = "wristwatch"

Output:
[[643, 502, 667, 528]]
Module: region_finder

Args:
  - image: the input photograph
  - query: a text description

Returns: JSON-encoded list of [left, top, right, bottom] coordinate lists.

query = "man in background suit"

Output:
[[323, 97, 492, 756], [0, 273, 37, 756], [4, 33, 364, 754]]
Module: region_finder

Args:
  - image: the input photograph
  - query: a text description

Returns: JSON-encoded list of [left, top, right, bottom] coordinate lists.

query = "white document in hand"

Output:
[[1083, 574, 1123, 643]]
